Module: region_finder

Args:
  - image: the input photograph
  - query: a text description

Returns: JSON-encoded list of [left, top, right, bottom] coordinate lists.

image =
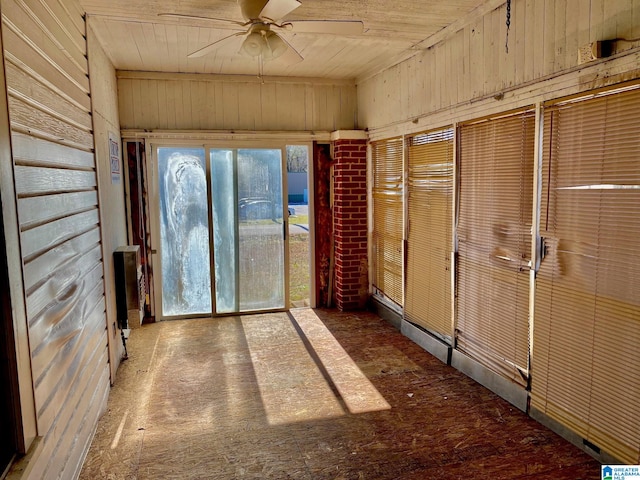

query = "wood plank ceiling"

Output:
[[80, 0, 493, 80]]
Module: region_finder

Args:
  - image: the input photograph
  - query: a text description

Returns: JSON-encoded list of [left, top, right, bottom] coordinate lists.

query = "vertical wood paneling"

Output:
[[213, 81, 224, 128], [451, 30, 465, 102], [117, 79, 135, 130], [482, 9, 497, 95], [359, 0, 640, 131], [495, 6, 508, 88], [399, 60, 409, 122], [166, 82, 179, 129], [429, 41, 440, 108], [275, 82, 292, 129], [513, 0, 527, 84], [304, 84, 315, 130], [552, 1, 568, 74], [532, 0, 546, 79], [156, 79, 168, 129], [633, 0, 640, 38], [435, 43, 446, 109], [2, 0, 110, 478], [462, 26, 471, 102], [522, 0, 536, 82], [117, 72, 357, 132], [469, 16, 484, 98], [542, 0, 556, 76], [313, 82, 329, 130]]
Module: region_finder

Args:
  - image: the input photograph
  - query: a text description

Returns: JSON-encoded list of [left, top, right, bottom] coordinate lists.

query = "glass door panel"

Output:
[[211, 148, 286, 313], [210, 149, 237, 313], [157, 147, 211, 316]]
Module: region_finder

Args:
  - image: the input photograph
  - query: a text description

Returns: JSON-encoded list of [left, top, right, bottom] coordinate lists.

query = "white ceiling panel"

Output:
[[82, 0, 495, 80]]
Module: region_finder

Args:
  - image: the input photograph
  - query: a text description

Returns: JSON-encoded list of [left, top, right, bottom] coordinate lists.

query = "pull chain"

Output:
[[258, 55, 265, 84], [505, 0, 511, 53]]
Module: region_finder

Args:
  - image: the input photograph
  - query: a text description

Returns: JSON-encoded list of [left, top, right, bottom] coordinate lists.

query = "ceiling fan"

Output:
[[159, 0, 364, 64]]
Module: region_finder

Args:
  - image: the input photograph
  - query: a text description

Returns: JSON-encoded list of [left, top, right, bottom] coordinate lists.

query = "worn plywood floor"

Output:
[[79, 309, 600, 479]]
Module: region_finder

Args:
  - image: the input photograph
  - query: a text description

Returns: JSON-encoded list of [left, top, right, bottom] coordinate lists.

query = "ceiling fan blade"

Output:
[[282, 20, 364, 35], [274, 35, 304, 65], [158, 13, 248, 28], [258, 0, 301, 22], [187, 32, 246, 58]]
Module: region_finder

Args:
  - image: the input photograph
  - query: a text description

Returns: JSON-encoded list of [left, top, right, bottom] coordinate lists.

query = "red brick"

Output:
[[330, 137, 368, 311]]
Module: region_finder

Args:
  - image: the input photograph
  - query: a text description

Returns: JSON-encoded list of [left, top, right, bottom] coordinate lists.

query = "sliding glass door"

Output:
[[211, 148, 285, 313], [157, 147, 211, 316], [154, 145, 286, 318]]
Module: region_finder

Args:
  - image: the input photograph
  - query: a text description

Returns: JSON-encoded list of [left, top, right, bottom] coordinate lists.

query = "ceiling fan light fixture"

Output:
[[263, 31, 288, 60], [241, 31, 265, 57], [181, 0, 363, 64]]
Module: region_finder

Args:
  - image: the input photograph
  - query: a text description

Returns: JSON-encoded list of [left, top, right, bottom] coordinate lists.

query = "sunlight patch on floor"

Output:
[[241, 310, 390, 426], [291, 309, 391, 414], [241, 314, 344, 425]]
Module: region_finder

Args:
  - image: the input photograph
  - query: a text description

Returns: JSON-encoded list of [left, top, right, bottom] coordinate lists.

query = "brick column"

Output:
[[331, 130, 368, 311]]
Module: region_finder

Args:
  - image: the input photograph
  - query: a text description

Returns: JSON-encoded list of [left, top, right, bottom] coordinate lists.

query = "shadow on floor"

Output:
[[80, 308, 600, 480]]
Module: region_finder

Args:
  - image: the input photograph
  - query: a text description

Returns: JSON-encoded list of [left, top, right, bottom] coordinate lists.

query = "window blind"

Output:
[[456, 110, 534, 386], [405, 128, 454, 340], [371, 137, 403, 306], [531, 86, 640, 464]]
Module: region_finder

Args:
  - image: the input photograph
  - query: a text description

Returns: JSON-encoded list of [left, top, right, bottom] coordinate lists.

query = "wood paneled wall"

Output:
[[88, 23, 127, 382], [1, 0, 110, 477], [358, 0, 640, 464], [117, 71, 357, 132], [358, 0, 640, 134]]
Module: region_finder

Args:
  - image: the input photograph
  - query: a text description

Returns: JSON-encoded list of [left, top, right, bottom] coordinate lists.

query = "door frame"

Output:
[[146, 138, 314, 320]]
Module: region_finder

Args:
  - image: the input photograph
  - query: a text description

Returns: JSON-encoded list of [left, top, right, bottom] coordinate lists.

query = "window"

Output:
[[531, 86, 640, 464], [456, 110, 535, 386], [371, 137, 404, 306], [405, 128, 454, 340]]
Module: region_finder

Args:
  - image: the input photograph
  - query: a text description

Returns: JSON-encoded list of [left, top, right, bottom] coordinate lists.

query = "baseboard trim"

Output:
[[400, 320, 451, 365], [451, 350, 528, 412], [369, 296, 402, 331], [529, 406, 623, 464]]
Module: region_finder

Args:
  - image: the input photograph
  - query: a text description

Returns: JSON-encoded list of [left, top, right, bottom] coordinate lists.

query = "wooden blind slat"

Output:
[[371, 137, 403, 306], [404, 128, 453, 340], [532, 87, 640, 464], [456, 111, 534, 386]]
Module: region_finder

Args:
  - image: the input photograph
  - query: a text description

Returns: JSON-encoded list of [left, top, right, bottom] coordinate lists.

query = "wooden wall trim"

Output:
[[116, 69, 356, 86], [121, 130, 333, 142], [0, 11, 37, 453]]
